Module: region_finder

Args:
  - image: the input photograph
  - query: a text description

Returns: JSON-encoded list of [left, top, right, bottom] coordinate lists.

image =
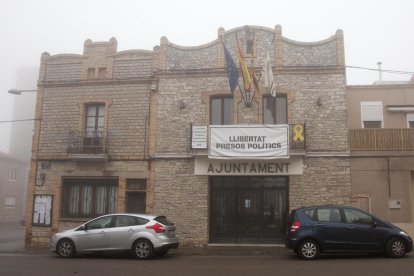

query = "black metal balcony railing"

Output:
[[67, 130, 109, 154], [349, 128, 414, 151]]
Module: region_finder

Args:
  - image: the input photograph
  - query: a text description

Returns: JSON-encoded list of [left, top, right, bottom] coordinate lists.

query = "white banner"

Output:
[[194, 156, 303, 175], [209, 125, 289, 159]]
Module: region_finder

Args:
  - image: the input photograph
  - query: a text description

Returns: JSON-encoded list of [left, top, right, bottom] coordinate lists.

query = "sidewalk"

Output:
[[0, 220, 290, 256], [175, 244, 289, 256], [0, 220, 25, 253]]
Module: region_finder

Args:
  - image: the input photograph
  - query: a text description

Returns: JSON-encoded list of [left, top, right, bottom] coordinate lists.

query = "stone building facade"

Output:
[[25, 25, 351, 247]]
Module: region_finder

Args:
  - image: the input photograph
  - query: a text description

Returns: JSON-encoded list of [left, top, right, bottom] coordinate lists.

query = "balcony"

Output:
[[67, 130, 109, 161], [349, 128, 414, 151]]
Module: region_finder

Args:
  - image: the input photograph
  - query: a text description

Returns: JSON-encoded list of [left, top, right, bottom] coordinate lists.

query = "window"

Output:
[[126, 179, 147, 213], [98, 67, 106, 79], [361, 102, 383, 128], [86, 104, 105, 133], [344, 208, 373, 225], [263, 94, 287, 124], [246, 38, 254, 55], [407, 113, 414, 128], [114, 215, 149, 227], [303, 209, 315, 219], [8, 168, 18, 181], [87, 68, 96, 79], [5, 197, 16, 209], [211, 96, 233, 125], [86, 216, 114, 230], [84, 104, 105, 153], [315, 208, 341, 223], [62, 178, 118, 218]]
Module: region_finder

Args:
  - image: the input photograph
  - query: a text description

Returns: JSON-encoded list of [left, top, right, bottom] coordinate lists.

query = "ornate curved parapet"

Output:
[[157, 25, 344, 72]]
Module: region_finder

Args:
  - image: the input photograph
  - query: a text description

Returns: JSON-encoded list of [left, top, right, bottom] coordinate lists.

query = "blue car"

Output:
[[285, 205, 413, 260]]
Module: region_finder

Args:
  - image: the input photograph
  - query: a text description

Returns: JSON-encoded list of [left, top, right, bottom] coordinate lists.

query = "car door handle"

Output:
[[128, 229, 134, 232], [316, 223, 325, 227], [100, 231, 106, 234], [346, 225, 355, 229]]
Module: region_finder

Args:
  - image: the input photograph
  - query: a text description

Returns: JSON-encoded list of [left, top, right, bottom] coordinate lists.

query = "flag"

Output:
[[249, 34, 260, 95], [251, 68, 260, 95], [223, 43, 239, 94], [263, 50, 276, 97], [236, 40, 251, 93]]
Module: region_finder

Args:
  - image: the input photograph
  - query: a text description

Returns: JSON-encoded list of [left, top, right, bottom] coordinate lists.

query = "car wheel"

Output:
[[297, 240, 320, 260], [57, 239, 76, 258], [386, 238, 406, 258], [132, 239, 154, 260]]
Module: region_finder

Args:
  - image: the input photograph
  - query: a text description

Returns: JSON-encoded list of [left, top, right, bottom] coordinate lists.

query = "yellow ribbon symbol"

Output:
[[293, 124, 304, 142]]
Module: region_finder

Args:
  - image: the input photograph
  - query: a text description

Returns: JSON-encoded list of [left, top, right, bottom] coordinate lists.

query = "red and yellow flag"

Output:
[[236, 40, 251, 92]]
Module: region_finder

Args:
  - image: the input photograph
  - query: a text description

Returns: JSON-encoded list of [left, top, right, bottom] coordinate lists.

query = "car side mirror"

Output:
[[372, 221, 379, 228]]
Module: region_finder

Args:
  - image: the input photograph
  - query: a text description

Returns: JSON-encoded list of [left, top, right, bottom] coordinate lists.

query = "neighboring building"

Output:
[[0, 151, 27, 221], [10, 67, 38, 161], [8, 67, 38, 223], [25, 25, 350, 247], [348, 80, 414, 236]]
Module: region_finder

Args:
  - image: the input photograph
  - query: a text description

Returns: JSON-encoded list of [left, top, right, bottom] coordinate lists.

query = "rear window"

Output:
[[154, 216, 173, 226], [286, 210, 296, 226]]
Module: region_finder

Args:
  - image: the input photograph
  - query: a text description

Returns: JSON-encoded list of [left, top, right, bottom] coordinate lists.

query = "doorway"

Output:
[[209, 176, 288, 243]]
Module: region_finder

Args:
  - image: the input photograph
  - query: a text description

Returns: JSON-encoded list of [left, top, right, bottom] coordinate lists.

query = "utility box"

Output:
[[389, 199, 402, 209]]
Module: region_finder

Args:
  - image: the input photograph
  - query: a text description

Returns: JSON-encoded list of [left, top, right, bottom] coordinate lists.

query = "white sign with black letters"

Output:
[[191, 125, 208, 149], [209, 125, 289, 159], [194, 156, 303, 175]]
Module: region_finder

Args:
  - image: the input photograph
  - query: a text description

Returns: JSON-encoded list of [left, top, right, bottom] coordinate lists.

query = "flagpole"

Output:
[[235, 33, 250, 107]]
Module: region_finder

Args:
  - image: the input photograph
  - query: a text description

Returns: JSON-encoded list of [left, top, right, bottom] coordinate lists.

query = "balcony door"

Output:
[[84, 104, 105, 153]]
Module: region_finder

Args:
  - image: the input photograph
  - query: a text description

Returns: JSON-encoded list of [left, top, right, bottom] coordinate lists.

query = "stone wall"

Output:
[[290, 157, 351, 210], [44, 55, 82, 82], [37, 83, 150, 159], [114, 50, 154, 79], [153, 159, 209, 246]]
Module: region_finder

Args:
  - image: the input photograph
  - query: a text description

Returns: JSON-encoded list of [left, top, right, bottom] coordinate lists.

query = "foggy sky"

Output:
[[1, 0, 413, 153]]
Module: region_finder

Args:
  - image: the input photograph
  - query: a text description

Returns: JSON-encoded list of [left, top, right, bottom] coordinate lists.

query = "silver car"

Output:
[[50, 213, 179, 259]]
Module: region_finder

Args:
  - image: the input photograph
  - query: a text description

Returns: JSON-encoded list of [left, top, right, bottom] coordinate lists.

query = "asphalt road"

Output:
[[1, 251, 414, 276], [1, 221, 414, 276]]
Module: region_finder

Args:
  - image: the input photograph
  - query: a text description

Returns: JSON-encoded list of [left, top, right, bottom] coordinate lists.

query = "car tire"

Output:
[[56, 239, 76, 258], [132, 239, 154, 260], [297, 240, 320, 260], [386, 238, 406, 258]]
